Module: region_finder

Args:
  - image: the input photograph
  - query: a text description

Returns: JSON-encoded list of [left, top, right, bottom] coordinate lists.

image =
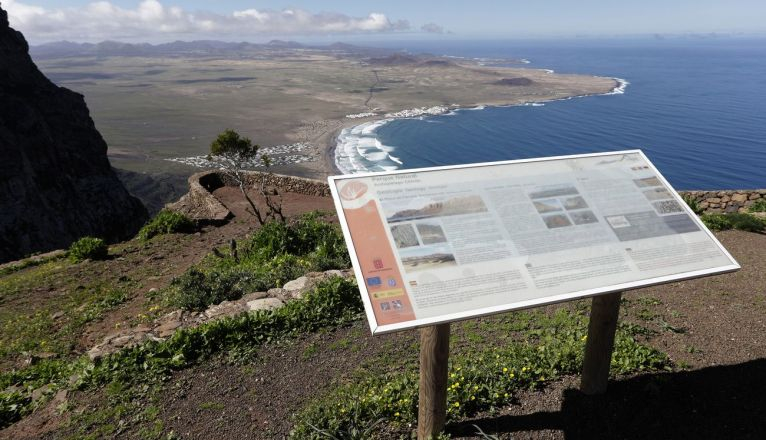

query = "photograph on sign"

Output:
[[329, 150, 740, 334]]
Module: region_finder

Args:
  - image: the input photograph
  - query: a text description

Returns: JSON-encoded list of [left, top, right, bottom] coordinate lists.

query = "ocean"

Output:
[[335, 38, 766, 189]]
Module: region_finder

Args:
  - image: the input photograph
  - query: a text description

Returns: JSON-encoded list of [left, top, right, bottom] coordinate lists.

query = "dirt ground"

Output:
[[2, 198, 764, 440], [149, 229, 766, 440]]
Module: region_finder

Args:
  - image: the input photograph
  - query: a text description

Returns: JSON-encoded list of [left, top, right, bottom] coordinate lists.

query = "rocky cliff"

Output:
[[0, 6, 147, 263]]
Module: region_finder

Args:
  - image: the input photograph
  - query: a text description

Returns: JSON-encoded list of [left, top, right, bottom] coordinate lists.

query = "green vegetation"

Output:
[[749, 199, 766, 213], [290, 309, 669, 439], [138, 210, 195, 241], [68, 237, 108, 262], [701, 212, 765, 232], [681, 195, 703, 215], [0, 252, 66, 277], [168, 212, 350, 311], [208, 129, 282, 225], [0, 212, 682, 436], [0, 282, 129, 365], [0, 272, 133, 428], [0, 277, 361, 431]]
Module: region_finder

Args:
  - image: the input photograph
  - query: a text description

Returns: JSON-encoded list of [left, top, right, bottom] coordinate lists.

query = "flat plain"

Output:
[[34, 46, 617, 180]]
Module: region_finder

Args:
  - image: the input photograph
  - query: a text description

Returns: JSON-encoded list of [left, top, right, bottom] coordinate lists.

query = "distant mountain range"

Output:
[[30, 39, 395, 59]]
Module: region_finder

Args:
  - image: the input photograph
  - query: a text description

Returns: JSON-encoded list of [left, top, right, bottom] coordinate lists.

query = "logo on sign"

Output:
[[339, 181, 368, 201], [373, 258, 384, 269], [367, 276, 382, 287], [387, 278, 397, 287]]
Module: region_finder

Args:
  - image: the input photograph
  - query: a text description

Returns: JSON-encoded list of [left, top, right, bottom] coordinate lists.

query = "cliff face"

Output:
[[0, 6, 147, 262]]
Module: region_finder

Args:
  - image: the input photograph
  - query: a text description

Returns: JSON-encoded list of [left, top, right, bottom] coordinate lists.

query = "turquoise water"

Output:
[[337, 39, 766, 189]]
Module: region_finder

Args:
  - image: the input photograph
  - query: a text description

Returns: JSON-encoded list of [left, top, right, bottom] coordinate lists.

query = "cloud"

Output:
[[421, 22, 444, 34], [2, 0, 413, 41]]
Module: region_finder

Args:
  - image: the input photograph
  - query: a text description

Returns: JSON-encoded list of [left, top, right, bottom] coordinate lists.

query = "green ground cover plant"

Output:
[[291, 309, 669, 439], [681, 195, 704, 215], [168, 212, 350, 311], [0, 277, 361, 430], [68, 237, 108, 262], [748, 199, 766, 213], [0, 283, 130, 366], [137, 210, 195, 241], [701, 213, 765, 232], [0, 252, 66, 277]]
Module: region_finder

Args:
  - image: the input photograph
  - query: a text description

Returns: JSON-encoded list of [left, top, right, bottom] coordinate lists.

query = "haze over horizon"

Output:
[[4, 0, 766, 44]]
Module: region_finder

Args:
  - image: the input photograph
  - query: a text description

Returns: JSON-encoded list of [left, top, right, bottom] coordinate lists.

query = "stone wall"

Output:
[[165, 171, 232, 223], [678, 190, 765, 214], [166, 170, 330, 222], [227, 171, 331, 197], [169, 169, 764, 221]]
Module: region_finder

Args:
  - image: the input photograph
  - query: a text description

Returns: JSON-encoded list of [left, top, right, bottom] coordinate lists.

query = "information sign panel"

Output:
[[329, 150, 739, 334]]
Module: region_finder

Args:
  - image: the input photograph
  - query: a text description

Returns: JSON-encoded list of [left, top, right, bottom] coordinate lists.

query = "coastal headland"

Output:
[[34, 44, 619, 183]]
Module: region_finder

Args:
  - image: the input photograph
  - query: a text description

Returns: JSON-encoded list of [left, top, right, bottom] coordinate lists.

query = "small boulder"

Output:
[[241, 291, 269, 302], [731, 194, 748, 203], [283, 276, 310, 291], [204, 300, 246, 320], [155, 321, 183, 338], [247, 298, 285, 312]]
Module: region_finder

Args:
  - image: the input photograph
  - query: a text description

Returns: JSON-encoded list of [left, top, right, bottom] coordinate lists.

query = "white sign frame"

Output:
[[329, 150, 740, 334]]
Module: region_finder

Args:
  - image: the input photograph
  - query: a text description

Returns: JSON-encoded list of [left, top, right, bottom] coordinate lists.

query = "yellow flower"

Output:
[[453, 402, 460, 407], [502, 367, 508, 373], [470, 396, 475, 400], [581, 335, 588, 341], [395, 412, 400, 417], [504, 393, 509, 398], [522, 367, 528, 372], [509, 373, 515, 378]]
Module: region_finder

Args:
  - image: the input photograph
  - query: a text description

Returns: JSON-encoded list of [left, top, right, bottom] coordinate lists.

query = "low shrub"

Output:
[[749, 199, 766, 213], [701, 213, 765, 232], [700, 214, 732, 231], [0, 392, 30, 428], [68, 237, 108, 262], [138, 210, 195, 241], [169, 212, 350, 311], [243, 211, 350, 270], [682, 195, 703, 215], [169, 268, 249, 312], [727, 213, 766, 232]]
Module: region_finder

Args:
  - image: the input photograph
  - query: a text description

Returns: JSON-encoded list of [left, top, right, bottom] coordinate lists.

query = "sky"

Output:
[[4, 0, 766, 44]]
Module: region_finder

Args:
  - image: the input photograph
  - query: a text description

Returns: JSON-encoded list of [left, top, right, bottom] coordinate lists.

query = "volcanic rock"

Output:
[[0, 6, 147, 262]]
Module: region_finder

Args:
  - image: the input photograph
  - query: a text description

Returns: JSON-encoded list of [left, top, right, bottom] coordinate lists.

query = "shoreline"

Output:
[[151, 75, 625, 183], [327, 76, 628, 177]]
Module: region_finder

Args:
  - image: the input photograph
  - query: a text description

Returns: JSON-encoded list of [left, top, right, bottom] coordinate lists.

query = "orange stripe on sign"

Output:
[[343, 199, 416, 326]]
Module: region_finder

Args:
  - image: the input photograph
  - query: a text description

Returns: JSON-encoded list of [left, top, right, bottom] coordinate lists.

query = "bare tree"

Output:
[[207, 129, 283, 225]]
